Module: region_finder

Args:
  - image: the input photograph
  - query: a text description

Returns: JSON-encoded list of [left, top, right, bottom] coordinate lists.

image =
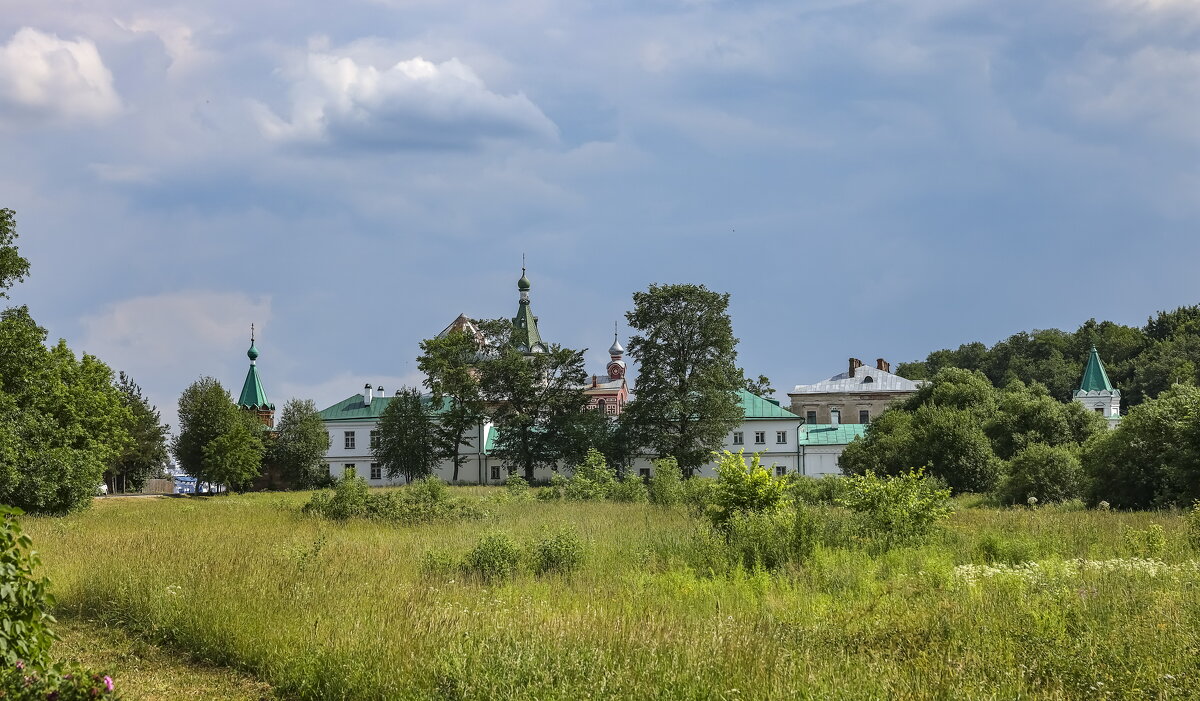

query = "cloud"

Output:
[[77, 291, 272, 431], [0, 27, 120, 123], [255, 51, 558, 150]]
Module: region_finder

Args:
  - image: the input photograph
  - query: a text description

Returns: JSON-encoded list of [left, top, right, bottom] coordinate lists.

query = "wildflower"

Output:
[[15, 660, 23, 670], [1027, 496, 1038, 507], [1098, 501, 1110, 510], [104, 676, 114, 692]]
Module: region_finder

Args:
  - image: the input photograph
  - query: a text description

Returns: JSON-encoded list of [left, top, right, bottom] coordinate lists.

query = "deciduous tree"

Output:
[[269, 398, 331, 489], [173, 377, 263, 492], [418, 330, 486, 482], [376, 387, 441, 483]]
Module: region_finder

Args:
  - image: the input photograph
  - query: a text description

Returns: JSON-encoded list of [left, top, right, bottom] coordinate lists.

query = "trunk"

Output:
[[452, 443, 460, 483]]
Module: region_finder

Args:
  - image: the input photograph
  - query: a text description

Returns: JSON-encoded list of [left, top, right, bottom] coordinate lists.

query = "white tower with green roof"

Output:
[[1073, 344, 1120, 429]]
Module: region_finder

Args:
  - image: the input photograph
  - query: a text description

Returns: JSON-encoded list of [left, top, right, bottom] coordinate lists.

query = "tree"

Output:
[[106, 372, 170, 493], [418, 330, 486, 482], [984, 380, 1104, 461], [269, 398, 330, 489], [376, 387, 441, 483], [623, 283, 743, 474], [743, 374, 775, 397], [173, 377, 263, 492], [0, 208, 30, 299], [997, 443, 1083, 505], [481, 342, 590, 481], [1084, 385, 1200, 508]]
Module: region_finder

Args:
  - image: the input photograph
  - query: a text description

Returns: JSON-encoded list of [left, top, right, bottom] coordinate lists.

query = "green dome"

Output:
[[247, 343, 259, 361], [518, 273, 531, 291]]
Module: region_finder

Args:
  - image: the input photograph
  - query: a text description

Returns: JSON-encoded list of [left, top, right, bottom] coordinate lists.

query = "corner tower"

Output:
[[1073, 344, 1120, 429], [511, 266, 548, 354], [238, 325, 276, 427]]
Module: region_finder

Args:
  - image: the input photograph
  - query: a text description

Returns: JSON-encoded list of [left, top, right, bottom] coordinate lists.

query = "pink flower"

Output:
[[103, 676, 114, 692], [15, 660, 24, 670]]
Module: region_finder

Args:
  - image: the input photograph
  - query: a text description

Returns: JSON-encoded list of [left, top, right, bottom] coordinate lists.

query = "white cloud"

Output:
[[78, 291, 273, 431], [255, 51, 558, 150], [0, 27, 120, 123], [116, 16, 210, 78]]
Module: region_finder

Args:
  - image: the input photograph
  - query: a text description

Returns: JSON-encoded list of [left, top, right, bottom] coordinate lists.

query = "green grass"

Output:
[[24, 491, 1200, 700]]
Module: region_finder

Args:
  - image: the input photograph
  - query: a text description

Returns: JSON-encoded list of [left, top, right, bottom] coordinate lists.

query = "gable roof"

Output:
[[318, 393, 447, 422], [798, 423, 868, 446], [1079, 345, 1115, 393], [739, 390, 801, 419]]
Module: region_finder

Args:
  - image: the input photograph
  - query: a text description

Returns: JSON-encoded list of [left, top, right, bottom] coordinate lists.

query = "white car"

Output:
[[97, 482, 109, 495]]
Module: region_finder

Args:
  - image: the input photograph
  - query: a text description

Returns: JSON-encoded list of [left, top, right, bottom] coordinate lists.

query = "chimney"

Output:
[[849, 358, 863, 377], [876, 358, 890, 373], [377, 385, 385, 398], [364, 383, 373, 406], [592, 374, 598, 388]]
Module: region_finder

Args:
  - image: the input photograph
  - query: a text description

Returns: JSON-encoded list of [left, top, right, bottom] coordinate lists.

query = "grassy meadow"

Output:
[[24, 490, 1200, 700]]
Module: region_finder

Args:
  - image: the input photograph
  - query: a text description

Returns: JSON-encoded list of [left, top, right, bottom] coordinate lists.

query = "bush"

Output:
[[563, 449, 616, 501], [1, 664, 120, 700], [609, 473, 648, 503], [504, 475, 531, 500], [647, 457, 683, 507], [836, 470, 954, 546], [1123, 524, 1166, 558], [709, 451, 787, 531], [680, 477, 716, 517], [977, 532, 1040, 564], [1188, 502, 1200, 553], [724, 506, 818, 571], [463, 532, 522, 581], [303, 476, 483, 524], [531, 527, 585, 576], [996, 443, 1083, 505], [1, 506, 57, 668], [789, 474, 850, 506]]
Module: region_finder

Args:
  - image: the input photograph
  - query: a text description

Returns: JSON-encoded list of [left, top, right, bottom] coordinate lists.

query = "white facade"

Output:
[[1073, 389, 1121, 429]]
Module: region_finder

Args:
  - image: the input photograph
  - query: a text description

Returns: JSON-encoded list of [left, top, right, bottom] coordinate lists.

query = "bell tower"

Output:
[[607, 324, 626, 380]]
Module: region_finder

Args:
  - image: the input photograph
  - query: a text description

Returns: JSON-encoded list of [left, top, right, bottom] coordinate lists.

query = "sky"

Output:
[[1, 0, 1198, 432]]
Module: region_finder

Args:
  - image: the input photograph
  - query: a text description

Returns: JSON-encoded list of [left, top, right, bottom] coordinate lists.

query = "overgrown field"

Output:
[[25, 491, 1200, 700]]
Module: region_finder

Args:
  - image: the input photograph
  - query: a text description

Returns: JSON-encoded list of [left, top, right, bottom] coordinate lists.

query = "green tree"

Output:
[[1084, 384, 1200, 508], [418, 329, 486, 482], [744, 374, 775, 397], [997, 443, 1083, 505], [623, 283, 743, 475], [0, 208, 30, 299], [984, 380, 1104, 460], [481, 341, 590, 481], [376, 387, 441, 483], [106, 372, 170, 493], [269, 398, 331, 489], [173, 377, 262, 492]]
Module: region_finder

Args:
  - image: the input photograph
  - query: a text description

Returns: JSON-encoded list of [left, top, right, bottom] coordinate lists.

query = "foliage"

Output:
[[722, 506, 817, 571], [0, 507, 56, 668], [1083, 384, 1200, 508], [504, 475, 531, 500], [996, 443, 1084, 505], [647, 457, 683, 507], [835, 470, 954, 546], [608, 472, 649, 503], [743, 374, 774, 397], [463, 532, 522, 581], [303, 477, 482, 525], [375, 387, 442, 483], [563, 448, 616, 501], [530, 527, 585, 576], [1122, 524, 1166, 558], [269, 398, 332, 489], [174, 377, 263, 492], [418, 330, 486, 482], [0, 306, 132, 513], [976, 532, 1040, 565], [105, 372, 169, 493], [1187, 502, 1200, 554], [709, 451, 787, 531], [1, 663, 120, 700], [623, 283, 743, 473], [679, 476, 716, 517], [0, 208, 30, 299], [788, 474, 851, 506]]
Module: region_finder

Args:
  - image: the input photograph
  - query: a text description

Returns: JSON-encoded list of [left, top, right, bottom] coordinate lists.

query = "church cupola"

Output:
[[511, 264, 548, 355], [237, 324, 276, 428], [607, 325, 626, 380], [1073, 344, 1121, 429]]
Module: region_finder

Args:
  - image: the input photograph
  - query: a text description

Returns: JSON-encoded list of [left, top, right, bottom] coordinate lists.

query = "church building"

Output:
[[1074, 344, 1121, 429]]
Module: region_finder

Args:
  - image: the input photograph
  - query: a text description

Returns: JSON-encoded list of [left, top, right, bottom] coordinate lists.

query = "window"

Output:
[[863, 376, 874, 384], [775, 466, 787, 477], [606, 402, 618, 415], [1095, 407, 1105, 414], [370, 463, 381, 480], [732, 431, 744, 445], [806, 410, 817, 425], [490, 466, 501, 481], [639, 467, 651, 481], [754, 431, 766, 444], [776, 430, 787, 444], [344, 464, 356, 478], [597, 399, 606, 413], [830, 410, 841, 424], [344, 431, 356, 450], [370, 430, 380, 449], [859, 410, 870, 423]]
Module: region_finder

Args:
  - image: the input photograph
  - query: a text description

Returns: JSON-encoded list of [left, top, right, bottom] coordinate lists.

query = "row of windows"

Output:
[[803, 409, 870, 424], [324, 463, 384, 480], [732, 430, 789, 445], [332, 430, 381, 451]]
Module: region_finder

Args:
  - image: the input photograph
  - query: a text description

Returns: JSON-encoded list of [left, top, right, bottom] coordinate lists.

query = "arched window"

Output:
[[863, 376, 874, 384], [597, 399, 606, 412]]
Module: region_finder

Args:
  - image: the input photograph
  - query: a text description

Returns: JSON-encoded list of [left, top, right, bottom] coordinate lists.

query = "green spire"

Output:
[[1079, 344, 1114, 392], [511, 266, 546, 354], [237, 327, 273, 409]]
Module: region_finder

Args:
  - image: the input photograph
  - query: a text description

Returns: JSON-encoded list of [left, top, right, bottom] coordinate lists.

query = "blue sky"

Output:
[[2, 0, 1198, 430]]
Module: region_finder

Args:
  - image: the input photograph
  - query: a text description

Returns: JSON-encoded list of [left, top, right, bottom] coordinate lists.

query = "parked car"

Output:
[[96, 482, 109, 495]]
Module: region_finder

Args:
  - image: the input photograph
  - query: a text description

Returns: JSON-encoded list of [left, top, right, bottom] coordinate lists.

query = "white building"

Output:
[[1073, 344, 1122, 429]]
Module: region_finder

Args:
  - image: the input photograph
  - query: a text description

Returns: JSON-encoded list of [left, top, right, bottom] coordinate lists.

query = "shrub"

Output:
[[789, 474, 850, 506], [504, 475, 531, 500], [996, 443, 1084, 505], [680, 476, 716, 517], [609, 473, 648, 503], [709, 451, 786, 531], [724, 506, 818, 571], [463, 532, 522, 581], [303, 477, 482, 524], [0, 506, 56, 668], [977, 532, 1040, 564], [530, 527, 585, 576], [836, 470, 954, 546], [1, 664, 121, 700], [1123, 524, 1167, 558], [1188, 502, 1200, 553], [419, 549, 458, 577], [647, 457, 683, 507], [563, 449, 616, 501]]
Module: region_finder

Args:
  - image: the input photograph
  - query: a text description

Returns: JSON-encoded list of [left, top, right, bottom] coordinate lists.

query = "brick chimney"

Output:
[[848, 358, 863, 377], [876, 358, 890, 373], [592, 374, 598, 388]]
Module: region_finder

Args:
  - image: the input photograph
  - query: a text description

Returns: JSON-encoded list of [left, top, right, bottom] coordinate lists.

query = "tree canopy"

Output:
[[0, 209, 30, 299], [106, 372, 170, 492], [376, 387, 442, 483], [269, 398, 331, 489], [418, 330, 486, 482], [173, 377, 264, 492]]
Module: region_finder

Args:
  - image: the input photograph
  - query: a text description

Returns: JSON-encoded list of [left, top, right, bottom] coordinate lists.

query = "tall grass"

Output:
[[25, 491, 1200, 700]]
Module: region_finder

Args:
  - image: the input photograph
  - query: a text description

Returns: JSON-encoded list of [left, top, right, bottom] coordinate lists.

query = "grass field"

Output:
[[24, 490, 1200, 700]]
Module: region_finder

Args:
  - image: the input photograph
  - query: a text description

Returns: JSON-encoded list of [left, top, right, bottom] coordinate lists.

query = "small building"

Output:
[[796, 422, 868, 477], [1074, 344, 1121, 429], [584, 333, 629, 416], [788, 357, 921, 425]]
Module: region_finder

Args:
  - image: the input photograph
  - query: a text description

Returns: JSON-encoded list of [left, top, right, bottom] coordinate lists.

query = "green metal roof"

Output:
[[1079, 344, 1115, 392], [798, 423, 868, 446], [738, 390, 800, 419], [237, 363, 272, 410], [318, 393, 448, 422], [485, 425, 498, 453]]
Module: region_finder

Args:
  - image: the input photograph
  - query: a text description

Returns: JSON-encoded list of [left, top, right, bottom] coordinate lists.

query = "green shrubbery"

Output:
[[836, 470, 954, 547], [1188, 502, 1200, 553], [303, 476, 484, 524], [463, 532, 523, 581], [647, 457, 683, 506], [708, 451, 786, 531], [996, 443, 1083, 505], [423, 527, 587, 581]]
